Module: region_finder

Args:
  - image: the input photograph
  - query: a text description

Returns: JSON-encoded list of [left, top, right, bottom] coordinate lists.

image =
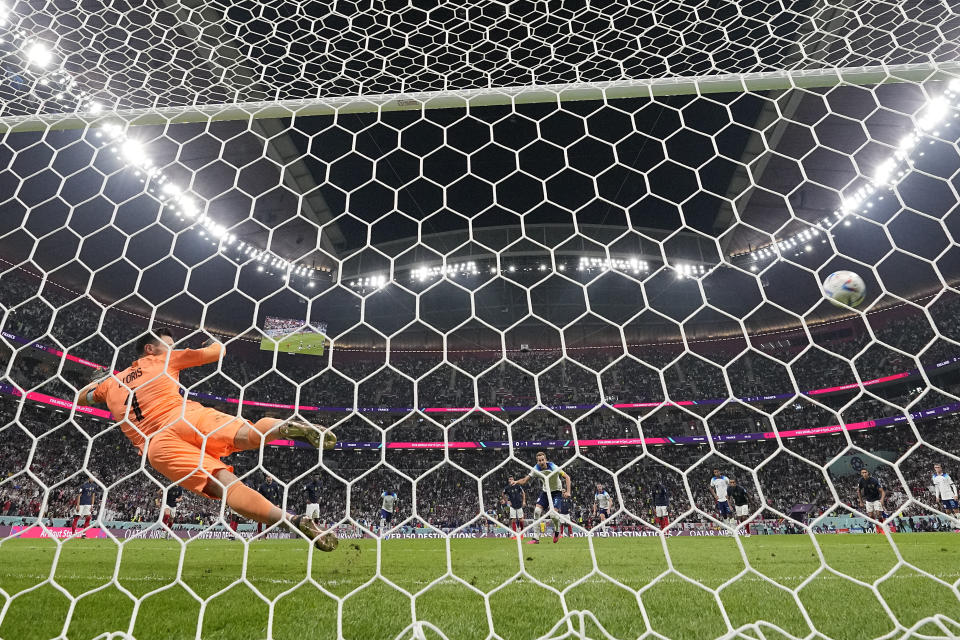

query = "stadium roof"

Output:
[[0, 1, 958, 342]]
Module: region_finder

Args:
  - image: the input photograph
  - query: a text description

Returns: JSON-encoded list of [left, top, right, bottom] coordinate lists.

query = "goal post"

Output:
[[1, 61, 959, 133]]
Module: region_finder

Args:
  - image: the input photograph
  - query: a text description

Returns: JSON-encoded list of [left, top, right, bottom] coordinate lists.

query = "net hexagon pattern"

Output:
[[0, 1, 959, 639]]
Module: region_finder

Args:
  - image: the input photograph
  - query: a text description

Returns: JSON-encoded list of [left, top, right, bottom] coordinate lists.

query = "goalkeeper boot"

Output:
[[279, 420, 337, 450], [291, 515, 338, 552]]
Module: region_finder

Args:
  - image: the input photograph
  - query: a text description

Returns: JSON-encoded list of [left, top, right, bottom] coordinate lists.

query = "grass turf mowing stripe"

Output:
[[0, 534, 958, 640]]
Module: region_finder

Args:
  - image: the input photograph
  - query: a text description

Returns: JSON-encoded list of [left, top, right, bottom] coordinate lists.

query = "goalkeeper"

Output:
[[77, 329, 338, 551]]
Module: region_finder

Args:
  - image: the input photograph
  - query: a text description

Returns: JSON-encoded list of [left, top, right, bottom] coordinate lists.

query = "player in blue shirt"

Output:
[[71, 477, 100, 533], [255, 477, 283, 534], [559, 494, 574, 538], [653, 482, 670, 530], [857, 469, 886, 534], [502, 478, 527, 539], [727, 478, 751, 536], [304, 476, 322, 520], [509, 451, 571, 544], [162, 485, 183, 528]]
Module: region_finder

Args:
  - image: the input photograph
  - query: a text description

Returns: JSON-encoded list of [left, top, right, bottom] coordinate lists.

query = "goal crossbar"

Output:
[[2, 61, 957, 133]]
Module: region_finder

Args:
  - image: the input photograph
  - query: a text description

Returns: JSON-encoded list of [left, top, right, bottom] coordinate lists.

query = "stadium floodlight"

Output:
[[841, 194, 862, 212], [23, 41, 53, 68], [99, 123, 122, 138], [918, 97, 949, 131], [120, 139, 148, 167], [179, 197, 198, 217]]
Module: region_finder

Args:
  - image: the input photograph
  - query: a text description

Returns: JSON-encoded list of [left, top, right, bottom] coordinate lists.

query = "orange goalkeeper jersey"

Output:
[[92, 344, 223, 452]]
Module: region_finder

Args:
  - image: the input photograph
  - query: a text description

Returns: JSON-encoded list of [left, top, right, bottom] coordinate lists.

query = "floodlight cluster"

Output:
[[393, 257, 661, 289], [4, 0, 956, 294], [0, 6, 103, 114], [238, 243, 314, 279], [345, 255, 698, 293], [673, 262, 707, 279], [1, 4, 314, 286], [23, 40, 52, 69], [410, 262, 479, 281], [577, 257, 649, 274], [350, 275, 387, 290], [746, 82, 960, 268], [749, 227, 826, 267], [94, 121, 318, 284]]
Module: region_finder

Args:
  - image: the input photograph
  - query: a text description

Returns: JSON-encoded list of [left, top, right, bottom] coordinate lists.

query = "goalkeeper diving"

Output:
[[77, 329, 338, 551]]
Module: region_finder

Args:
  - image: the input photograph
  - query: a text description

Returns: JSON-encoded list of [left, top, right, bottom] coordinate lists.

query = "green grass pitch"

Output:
[[1, 534, 959, 640], [258, 331, 326, 356]]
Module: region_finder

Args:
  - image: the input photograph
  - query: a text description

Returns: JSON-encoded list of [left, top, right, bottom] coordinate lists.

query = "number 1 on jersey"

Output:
[[127, 391, 144, 422]]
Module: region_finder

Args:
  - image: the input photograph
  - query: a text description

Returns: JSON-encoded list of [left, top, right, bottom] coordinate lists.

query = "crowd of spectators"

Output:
[[3, 269, 959, 413], [2, 269, 960, 532], [2, 392, 959, 532]]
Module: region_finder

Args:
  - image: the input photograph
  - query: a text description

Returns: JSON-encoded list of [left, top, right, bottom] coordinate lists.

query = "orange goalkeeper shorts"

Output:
[[146, 406, 248, 499]]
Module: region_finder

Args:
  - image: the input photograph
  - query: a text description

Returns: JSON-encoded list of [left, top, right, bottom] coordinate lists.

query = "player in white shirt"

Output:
[[593, 483, 614, 531], [932, 464, 959, 518], [379, 490, 398, 536], [510, 451, 571, 544], [709, 469, 733, 525]]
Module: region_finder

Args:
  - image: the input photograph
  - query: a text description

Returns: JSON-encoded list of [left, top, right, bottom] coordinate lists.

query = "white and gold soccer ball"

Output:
[[822, 270, 866, 307]]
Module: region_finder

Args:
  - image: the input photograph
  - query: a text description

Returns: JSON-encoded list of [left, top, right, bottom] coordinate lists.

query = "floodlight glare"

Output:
[[24, 41, 53, 68], [918, 97, 949, 131], [121, 139, 149, 167]]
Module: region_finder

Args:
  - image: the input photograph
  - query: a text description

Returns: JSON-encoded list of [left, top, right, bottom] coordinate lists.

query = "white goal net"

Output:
[[1, 1, 960, 639]]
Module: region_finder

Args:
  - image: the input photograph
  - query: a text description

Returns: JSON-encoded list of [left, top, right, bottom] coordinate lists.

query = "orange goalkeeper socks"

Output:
[[225, 481, 280, 525]]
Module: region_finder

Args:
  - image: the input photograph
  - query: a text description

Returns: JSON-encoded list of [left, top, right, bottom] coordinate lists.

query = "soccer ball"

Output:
[[822, 270, 866, 307]]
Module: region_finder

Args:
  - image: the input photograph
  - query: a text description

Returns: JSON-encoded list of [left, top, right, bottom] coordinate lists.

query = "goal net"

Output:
[[1, 0, 959, 639]]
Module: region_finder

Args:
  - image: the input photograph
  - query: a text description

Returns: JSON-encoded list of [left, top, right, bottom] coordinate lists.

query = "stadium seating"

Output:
[[2, 269, 959, 529]]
